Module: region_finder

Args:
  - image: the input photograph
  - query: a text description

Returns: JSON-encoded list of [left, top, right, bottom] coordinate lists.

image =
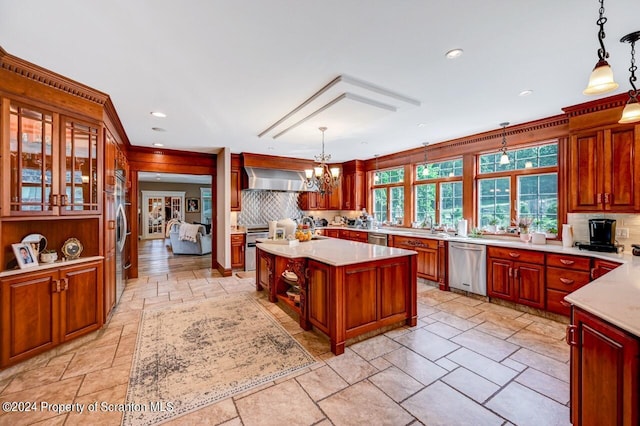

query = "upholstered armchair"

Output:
[[169, 223, 212, 255]]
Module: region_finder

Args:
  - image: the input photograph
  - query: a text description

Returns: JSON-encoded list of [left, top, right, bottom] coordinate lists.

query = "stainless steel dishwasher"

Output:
[[368, 232, 388, 246], [448, 242, 487, 295]]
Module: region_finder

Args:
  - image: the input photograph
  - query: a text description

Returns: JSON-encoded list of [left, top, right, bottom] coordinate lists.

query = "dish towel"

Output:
[[179, 223, 201, 242]]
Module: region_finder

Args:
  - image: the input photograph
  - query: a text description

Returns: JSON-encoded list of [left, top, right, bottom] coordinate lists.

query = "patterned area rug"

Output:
[[123, 294, 316, 425]]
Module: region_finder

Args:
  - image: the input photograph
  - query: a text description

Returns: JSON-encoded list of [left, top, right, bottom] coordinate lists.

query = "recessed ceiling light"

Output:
[[417, 123, 426, 128], [361, 141, 368, 145], [519, 89, 533, 97], [151, 127, 166, 132], [445, 48, 464, 59], [267, 146, 275, 150], [150, 111, 167, 118], [152, 143, 164, 147]]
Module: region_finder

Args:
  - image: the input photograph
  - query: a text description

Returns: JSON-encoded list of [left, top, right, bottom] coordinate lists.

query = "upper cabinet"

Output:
[[342, 160, 365, 211], [231, 154, 242, 212], [2, 100, 101, 217], [569, 124, 640, 212]]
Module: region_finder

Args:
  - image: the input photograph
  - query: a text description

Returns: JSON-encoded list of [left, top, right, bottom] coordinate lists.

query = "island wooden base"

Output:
[[256, 247, 417, 355]]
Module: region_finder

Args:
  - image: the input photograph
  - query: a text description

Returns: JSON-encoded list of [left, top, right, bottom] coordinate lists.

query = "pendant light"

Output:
[[584, 0, 618, 95], [619, 31, 640, 124], [421, 142, 429, 177], [499, 122, 510, 165]]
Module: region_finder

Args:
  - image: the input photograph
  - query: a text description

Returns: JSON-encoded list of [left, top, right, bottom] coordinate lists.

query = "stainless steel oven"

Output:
[[245, 227, 269, 271]]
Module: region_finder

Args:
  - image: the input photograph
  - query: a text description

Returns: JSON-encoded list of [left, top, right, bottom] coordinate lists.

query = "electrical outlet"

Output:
[[616, 228, 629, 239]]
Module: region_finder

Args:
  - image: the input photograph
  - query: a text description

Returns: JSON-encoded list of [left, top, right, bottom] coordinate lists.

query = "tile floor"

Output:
[[0, 265, 572, 425]]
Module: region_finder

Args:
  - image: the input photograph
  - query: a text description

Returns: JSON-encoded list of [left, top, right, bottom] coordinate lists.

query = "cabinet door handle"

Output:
[[590, 267, 596, 280], [508, 252, 520, 258], [51, 194, 58, 206], [508, 267, 513, 278], [108, 220, 115, 230], [565, 325, 578, 346], [60, 194, 68, 206], [514, 268, 519, 279], [52, 280, 61, 293], [61, 277, 69, 291], [559, 277, 574, 285], [604, 193, 611, 204], [560, 259, 575, 265], [596, 193, 602, 204], [560, 299, 571, 307]]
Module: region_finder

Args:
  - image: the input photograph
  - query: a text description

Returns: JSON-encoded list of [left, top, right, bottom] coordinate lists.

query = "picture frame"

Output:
[[186, 197, 200, 213], [12, 243, 39, 268], [274, 227, 285, 240]]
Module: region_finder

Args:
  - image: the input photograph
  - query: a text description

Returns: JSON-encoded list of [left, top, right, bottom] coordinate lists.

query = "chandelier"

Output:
[[305, 127, 340, 195]]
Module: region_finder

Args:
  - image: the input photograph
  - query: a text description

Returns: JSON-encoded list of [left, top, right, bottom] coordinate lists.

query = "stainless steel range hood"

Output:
[[244, 167, 311, 192]]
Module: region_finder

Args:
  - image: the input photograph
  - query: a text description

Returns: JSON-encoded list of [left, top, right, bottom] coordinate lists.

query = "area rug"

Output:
[[123, 294, 316, 425]]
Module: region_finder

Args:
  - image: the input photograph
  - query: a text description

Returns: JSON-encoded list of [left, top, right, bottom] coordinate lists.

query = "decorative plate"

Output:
[[62, 238, 83, 259], [22, 233, 47, 253]]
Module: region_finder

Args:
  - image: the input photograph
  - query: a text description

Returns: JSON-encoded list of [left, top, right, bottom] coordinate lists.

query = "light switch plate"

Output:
[[616, 228, 629, 238]]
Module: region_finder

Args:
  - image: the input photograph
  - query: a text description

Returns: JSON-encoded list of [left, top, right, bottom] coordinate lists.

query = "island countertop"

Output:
[[256, 237, 417, 266]]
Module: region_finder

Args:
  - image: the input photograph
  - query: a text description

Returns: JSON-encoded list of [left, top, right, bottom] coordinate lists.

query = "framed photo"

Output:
[[12, 243, 39, 268], [274, 227, 285, 240], [186, 198, 200, 213]]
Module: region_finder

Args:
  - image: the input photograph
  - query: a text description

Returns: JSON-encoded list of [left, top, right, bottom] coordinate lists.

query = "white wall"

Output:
[[216, 148, 231, 270]]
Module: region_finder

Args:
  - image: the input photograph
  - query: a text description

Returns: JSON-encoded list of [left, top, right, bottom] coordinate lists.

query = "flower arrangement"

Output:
[[512, 216, 534, 232]]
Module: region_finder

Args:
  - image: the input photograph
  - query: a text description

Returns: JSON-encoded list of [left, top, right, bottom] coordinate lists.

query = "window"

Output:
[[372, 167, 404, 223], [415, 159, 463, 226], [477, 143, 558, 231]]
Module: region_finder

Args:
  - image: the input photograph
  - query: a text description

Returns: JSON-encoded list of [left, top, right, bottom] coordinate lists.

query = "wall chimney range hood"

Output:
[[244, 167, 312, 192]]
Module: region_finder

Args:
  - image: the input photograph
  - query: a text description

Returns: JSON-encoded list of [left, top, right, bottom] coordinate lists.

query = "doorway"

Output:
[[141, 190, 185, 240]]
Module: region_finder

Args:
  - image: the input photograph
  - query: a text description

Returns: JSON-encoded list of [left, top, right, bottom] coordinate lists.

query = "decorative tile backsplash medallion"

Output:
[[238, 191, 303, 227]]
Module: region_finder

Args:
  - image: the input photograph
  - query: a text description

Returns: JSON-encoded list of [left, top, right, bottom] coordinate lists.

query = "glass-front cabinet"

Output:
[[3, 100, 101, 217]]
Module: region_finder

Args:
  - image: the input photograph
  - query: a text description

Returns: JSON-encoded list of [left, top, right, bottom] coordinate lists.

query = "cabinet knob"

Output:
[[559, 259, 575, 265]]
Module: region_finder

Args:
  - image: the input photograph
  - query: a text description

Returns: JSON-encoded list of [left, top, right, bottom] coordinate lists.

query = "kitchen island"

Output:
[[256, 238, 417, 355]]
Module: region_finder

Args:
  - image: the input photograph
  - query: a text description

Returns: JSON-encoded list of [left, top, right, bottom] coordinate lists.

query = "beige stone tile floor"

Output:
[[0, 262, 572, 425]]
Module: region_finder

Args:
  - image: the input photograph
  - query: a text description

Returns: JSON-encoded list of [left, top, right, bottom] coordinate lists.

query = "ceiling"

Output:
[[1, 1, 639, 163]]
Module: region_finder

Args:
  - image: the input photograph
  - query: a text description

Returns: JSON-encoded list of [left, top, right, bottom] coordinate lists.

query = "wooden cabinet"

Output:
[[231, 154, 243, 212], [391, 235, 439, 282], [307, 259, 331, 335], [0, 260, 103, 367], [299, 188, 341, 211], [323, 228, 340, 238], [591, 258, 621, 280], [487, 247, 545, 309], [568, 307, 639, 425], [231, 234, 245, 270], [339, 229, 368, 242], [545, 253, 592, 316], [2, 103, 102, 217], [568, 124, 640, 212], [256, 249, 275, 302], [341, 160, 365, 211]]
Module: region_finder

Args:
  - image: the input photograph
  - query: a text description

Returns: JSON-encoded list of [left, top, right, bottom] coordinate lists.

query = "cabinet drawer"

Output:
[[231, 234, 245, 244], [546, 267, 591, 292], [546, 289, 571, 316], [546, 253, 590, 271], [487, 246, 544, 264], [392, 235, 438, 249]]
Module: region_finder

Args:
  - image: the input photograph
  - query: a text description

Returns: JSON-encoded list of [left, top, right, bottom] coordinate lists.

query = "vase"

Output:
[[562, 224, 573, 248], [519, 231, 531, 243]]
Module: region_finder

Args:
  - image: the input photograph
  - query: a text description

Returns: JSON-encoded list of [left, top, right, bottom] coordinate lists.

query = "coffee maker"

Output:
[[576, 219, 623, 253]]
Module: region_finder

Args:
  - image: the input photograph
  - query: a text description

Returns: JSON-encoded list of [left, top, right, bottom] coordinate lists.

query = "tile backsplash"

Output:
[[237, 191, 303, 227], [567, 213, 640, 244]]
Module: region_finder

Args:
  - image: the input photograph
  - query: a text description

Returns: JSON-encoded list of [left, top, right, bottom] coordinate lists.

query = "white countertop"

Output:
[[0, 256, 105, 278], [256, 237, 416, 266], [324, 226, 640, 337]]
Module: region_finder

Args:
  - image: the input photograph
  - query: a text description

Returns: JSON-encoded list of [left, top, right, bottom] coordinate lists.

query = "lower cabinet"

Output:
[[256, 249, 275, 302], [568, 307, 639, 426], [546, 253, 592, 316], [231, 234, 245, 270], [591, 258, 621, 280], [487, 247, 545, 309], [390, 235, 439, 282], [0, 260, 103, 367], [307, 259, 330, 335]]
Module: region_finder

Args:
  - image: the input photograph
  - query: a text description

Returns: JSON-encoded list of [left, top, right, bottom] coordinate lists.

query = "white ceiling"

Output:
[[1, 1, 639, 162]]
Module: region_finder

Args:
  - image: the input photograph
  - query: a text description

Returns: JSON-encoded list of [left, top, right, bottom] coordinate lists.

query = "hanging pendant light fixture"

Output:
[[619, 31, 640, 124], [499, 122, 510, 165], [584, 0, 619, 95], [374, 154, 380, 183], [304, 127, 340, 195], [421, 142, 429, 177]]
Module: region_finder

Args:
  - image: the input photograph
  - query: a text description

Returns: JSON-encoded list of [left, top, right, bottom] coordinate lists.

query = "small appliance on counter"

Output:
[[575, 218, 624, 253], [632, 244, 640, 256]]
